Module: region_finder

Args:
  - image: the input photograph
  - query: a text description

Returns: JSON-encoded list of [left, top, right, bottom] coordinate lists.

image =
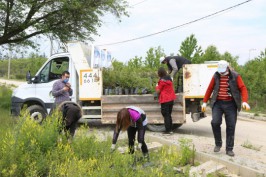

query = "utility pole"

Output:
[[8, 45, 12, 79], [50, 36, 53, 56]]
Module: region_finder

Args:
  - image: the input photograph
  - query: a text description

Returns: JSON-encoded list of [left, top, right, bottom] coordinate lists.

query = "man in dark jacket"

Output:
[[160, 56, 191, 92], [160, 56, 191, 79], [201, 60, 250, 157]]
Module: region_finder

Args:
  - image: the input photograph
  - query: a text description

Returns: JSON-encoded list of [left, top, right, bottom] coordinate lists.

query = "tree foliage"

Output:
[[239, 54, 266, 109], [0, 0, 128, 48], [199, 45, 221, 63], [257, 48, 266, 61], [179, 34, 202, 63], [220, 52, 239, 70], [144, 46, 164, 69], [127, 56, 143, 69], [0, 54, 47, 79]]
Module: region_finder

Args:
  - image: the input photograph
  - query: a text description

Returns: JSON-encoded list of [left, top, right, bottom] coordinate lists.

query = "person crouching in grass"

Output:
[[111, 106, 149, 159], [57, 101, 82, 139]]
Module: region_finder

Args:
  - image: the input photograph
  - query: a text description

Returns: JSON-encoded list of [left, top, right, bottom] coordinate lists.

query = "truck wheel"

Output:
[[27, 105, 47, 124], [147, 124, 183, 132]]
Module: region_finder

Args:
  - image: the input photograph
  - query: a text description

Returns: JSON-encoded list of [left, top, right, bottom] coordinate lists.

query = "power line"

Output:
[[131, 0, 149, 7], [97, 0, 253, 46]]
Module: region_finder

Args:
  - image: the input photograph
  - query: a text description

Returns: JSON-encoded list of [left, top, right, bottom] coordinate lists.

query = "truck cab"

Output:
[[11, 53, 77, 123]]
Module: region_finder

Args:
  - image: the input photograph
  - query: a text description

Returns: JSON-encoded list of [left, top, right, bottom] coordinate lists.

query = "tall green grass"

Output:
[[0, 108, 17, 136], [0, 85, 12, 109], [0, 85, 16, 132]]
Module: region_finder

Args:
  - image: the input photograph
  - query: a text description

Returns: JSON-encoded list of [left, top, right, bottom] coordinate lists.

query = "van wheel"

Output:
[[27, 105, 47, 124], [147, 124, 183, 132]]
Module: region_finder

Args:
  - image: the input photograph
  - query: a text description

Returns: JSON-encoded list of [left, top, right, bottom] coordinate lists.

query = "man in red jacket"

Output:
[[201, 60, 250, 156], [156, 67, 176, 135]]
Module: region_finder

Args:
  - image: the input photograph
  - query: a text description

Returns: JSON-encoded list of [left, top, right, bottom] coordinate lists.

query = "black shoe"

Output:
[[226, 150, 235, 157], [214, 146, 221, 152]]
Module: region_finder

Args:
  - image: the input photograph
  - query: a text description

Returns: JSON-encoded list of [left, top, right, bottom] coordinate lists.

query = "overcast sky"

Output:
[[41, 0, 266, 65]]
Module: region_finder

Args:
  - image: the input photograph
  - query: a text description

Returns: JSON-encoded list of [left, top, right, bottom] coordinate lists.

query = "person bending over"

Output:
[[111, 106, 149, 159]]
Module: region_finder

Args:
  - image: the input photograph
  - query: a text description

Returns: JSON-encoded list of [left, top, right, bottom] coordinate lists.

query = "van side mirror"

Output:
[[32, 76, 40, 83]]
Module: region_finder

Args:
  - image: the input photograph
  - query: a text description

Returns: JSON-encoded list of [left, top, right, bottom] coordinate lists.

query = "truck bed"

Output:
[[101, 94, 184, 124]]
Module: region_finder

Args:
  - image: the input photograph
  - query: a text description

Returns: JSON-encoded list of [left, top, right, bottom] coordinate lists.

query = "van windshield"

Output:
[[39, 57, 69, 83]]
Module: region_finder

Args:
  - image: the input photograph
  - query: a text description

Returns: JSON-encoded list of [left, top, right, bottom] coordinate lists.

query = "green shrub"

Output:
[[0, 85, 12, 109], [0, 57, 47, 80], [15, 74, 25, 80], [0, 111, 60, 176], [178, 138, 195, 166], [0, 85, 16, 137], [0, 108, 17, 134]]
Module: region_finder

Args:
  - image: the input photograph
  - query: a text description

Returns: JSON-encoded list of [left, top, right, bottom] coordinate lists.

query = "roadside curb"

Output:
[[238, 112, 266, 121], [147, 134, 265, 177]]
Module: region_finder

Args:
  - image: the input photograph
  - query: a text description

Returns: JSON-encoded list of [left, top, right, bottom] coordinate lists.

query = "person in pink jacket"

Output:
[[111, 106, 149, 159]]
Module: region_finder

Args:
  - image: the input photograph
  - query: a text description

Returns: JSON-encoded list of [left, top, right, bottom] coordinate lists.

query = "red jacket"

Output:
[[156, 76, 176, 103]]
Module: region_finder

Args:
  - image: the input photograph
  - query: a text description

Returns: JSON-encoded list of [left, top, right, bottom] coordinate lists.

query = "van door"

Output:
[[34, 56, 70, 113]]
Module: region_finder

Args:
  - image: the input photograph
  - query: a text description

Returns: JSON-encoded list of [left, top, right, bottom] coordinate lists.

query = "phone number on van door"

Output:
[[82, 72, 100, 84]]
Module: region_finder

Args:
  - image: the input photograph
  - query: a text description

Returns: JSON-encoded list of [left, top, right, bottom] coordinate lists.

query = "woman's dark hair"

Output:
[[157, 67, 167, 78], [116, 108, 131, 132]]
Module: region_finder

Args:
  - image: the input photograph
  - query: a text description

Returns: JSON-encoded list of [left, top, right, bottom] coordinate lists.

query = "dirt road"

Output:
[[0, 78, 25, 88]]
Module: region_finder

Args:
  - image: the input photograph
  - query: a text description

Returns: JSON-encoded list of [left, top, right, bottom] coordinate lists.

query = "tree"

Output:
[[200, 45, 221, 63], [257, 48, 266, 61], [144, 46, 164, 69], [0, 0, 128, 48], [241, 57, 266, 109], [220, 52, 239, 70], [179, 34, 202, 63], [128, 56, 143, 69]]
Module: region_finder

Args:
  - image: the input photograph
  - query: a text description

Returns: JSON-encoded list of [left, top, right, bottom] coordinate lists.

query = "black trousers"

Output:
[[211, 100, 237, 151], [127, 125, 148, 154], [161, 101, 174, 132]]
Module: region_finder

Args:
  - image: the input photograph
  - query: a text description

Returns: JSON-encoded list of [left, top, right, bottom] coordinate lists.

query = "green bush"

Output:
[[0, 108, 16, 135], [0, 85, 12, 109], [102, 64, 157, 94], [15, 74, 25, 80]]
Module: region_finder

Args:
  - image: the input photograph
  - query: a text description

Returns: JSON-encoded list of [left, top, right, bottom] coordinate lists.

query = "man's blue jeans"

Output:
[[211, 100, 237, 151]]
